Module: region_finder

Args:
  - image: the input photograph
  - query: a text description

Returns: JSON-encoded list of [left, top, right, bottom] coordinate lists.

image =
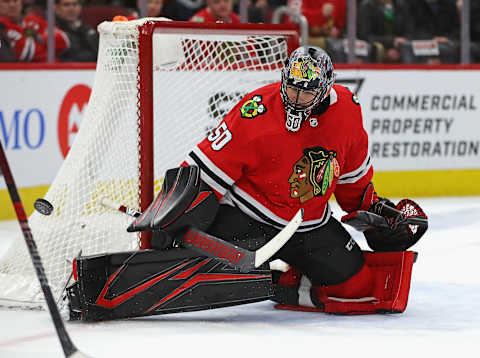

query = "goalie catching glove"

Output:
[[341, 186, 428, 251]]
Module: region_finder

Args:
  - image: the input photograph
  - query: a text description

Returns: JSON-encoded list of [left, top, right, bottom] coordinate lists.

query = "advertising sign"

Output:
[[0, 70, 95, 189], [336, 69, 480, 172], [1, 67, 480, 201]]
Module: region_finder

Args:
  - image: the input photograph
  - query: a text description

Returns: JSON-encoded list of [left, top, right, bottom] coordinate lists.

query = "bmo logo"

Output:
[[57, 84, 91, 158], [0, 108, 45, 150]]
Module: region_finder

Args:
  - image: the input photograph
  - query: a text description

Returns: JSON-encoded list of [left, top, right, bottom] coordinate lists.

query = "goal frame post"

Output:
[[0, 20, 300, 309], [137, 21, 300, 249]]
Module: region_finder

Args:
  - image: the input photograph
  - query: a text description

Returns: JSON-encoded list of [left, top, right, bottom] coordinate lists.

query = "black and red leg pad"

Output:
[[274, 251, 417, 315]]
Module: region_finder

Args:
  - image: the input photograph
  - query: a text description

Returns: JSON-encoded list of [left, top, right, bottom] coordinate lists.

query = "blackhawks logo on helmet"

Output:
[[289, 58, 322, 84], [240, 95, 267, 119], [288, 146, 340, 203]]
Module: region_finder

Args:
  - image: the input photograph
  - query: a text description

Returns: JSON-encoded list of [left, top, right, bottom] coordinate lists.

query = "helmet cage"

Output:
[[280, 82, 323, 112]]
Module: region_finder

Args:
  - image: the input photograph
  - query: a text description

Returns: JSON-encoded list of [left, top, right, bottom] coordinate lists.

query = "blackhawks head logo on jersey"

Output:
[[288, 146, 340, 203]]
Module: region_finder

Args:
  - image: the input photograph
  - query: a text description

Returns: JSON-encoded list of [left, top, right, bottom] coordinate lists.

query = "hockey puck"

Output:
[[34, 198, 54, 216]]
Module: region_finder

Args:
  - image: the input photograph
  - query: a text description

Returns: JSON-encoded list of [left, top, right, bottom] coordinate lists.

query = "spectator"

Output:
[[160, 0, 180, 19], [302, 0, 346, 39], [270, 0, 287, 7], [23, 0, 44, 16], [128, 0, 165, 18], [176, 0, 204, 21], [410, 0, 459, 40], [190, 0, 240, 24], [408, 0, 459, 63], [357, 0, 414, 63], [0, 0, 69, 61], [248, 0, 268, 23], [145, 0, 163, 17], [0, 20, 15, 61], [55, 0, 98, 62]]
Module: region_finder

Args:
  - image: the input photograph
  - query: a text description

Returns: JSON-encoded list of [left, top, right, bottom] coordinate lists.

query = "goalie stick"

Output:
[[100, 197, 303, 272], [0, 141, 90, 358]]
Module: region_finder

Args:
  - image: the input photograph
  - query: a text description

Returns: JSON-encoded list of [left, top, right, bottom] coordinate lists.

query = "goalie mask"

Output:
[[280, 46, 336, 132]]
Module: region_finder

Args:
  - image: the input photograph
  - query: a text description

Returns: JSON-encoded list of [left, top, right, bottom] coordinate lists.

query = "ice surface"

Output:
[[0, 197, 479, 357]]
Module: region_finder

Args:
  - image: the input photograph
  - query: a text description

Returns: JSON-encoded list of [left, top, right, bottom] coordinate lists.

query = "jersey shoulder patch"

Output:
[[240, 95, 267, 119]]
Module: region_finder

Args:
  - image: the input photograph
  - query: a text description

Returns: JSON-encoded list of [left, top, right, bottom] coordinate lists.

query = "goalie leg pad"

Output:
[[270, 267, 303, 306], [272, 251, 417, 315], [312, 262, 374, 300], [67, 249, 272, 321]]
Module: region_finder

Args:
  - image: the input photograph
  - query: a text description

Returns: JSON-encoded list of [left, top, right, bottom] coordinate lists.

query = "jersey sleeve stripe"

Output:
[[187, 149, 231, 192], [230, 186, 331, 232], [191, 147, 235, 186], [229, 188, 285, 228], [337, 154, 371, 184], [200, 170, 228, 196], [185, 155, 227, 195]]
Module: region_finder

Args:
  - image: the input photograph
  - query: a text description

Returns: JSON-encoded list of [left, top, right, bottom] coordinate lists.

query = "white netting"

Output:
[[0, 21, 142, 308], [0, 20, 291, 308], [151, 32, 288, 191]]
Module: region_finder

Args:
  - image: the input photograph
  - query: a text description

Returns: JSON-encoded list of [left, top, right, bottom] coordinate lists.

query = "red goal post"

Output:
[[0, 19, 299, 308], [136, 21, 300, 248]]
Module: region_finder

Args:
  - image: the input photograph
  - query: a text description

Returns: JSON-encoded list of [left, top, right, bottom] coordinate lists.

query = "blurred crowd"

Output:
[[1, 0, 479, 63]]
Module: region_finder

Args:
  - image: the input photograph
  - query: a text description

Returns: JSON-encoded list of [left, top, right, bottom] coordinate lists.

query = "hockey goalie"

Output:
[[66, 46, 428, 321]]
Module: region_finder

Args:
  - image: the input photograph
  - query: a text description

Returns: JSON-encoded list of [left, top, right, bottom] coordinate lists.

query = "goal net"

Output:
[[0, 19, 299, 308]]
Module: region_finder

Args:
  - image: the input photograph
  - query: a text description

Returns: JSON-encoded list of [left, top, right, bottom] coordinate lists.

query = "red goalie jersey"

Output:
[[185, 82, 373, 232], [0, 14, 69, 62]]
